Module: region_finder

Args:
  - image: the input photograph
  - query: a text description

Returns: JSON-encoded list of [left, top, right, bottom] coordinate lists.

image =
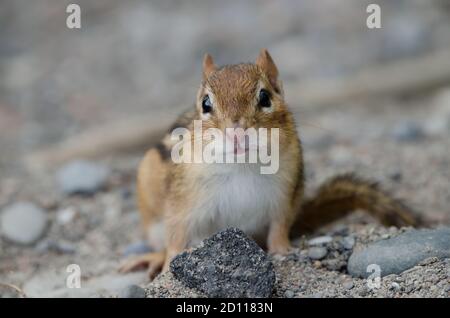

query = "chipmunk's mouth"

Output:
[[233, 143, 249, 155], [229, 134, 251, 155]]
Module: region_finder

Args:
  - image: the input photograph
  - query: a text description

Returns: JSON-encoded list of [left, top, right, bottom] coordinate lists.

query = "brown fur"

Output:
[[290, 173, 419, 237], [120, 49, 418, 279]]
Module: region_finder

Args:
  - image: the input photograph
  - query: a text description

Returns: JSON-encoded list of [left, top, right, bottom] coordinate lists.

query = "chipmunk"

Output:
[[119, 49, 418, 279]]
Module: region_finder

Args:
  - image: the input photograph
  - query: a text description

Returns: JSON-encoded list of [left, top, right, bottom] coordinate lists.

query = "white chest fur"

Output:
[[187, 164, 290, 244]]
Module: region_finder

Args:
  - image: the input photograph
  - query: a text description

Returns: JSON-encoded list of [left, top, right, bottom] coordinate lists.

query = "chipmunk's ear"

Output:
[[202, 53, 217, 80], [256, 49, 280, 92]]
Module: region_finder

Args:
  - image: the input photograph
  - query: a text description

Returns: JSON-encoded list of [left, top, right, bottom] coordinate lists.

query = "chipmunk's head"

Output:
[[196, 49, 290, 133]]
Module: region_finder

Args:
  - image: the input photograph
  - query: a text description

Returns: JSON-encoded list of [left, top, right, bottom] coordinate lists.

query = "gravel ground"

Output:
[[1, 1, 450, 298], [145, 225, 450, 298], [1, 91, 449, 298]]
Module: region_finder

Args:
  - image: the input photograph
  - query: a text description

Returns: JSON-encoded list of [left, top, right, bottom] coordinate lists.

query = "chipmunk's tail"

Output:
[[291, 173, 421, 236]]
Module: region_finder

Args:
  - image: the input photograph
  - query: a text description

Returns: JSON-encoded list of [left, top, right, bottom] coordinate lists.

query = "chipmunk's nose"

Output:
[[226, 122, 243, 137], [223, 117, 248, 132], [232, 121, 241, 129], [225, 120, 247, 144]]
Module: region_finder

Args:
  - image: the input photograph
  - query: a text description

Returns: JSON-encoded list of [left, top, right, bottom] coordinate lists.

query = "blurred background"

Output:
[[0, 0, 449, 297]]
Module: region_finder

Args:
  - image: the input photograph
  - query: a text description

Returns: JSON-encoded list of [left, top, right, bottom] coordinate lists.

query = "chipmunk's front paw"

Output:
[[268, 245, 292, 255], [119, 251, 165, 280], [268, 241, 292, 255]]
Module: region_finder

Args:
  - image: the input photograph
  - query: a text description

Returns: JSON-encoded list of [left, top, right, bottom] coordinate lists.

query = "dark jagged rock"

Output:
[[170, 228, 275, 298]]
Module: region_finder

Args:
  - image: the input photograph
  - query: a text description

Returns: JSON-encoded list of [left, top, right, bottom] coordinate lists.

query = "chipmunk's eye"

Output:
[[202, 95, 212, 113], [258, 89, 271, 108]]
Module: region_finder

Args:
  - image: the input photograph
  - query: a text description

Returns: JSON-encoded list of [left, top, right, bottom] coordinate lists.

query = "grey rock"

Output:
[[391, 121, 425, 142], [119, 285, 146, 298], [323, 259, 346, 271], [308, 236, 333, 246], [348, 228, 450, 278], [390, 282, 401, 291], [284, 290, 294, 298], [0, 202, 48, 245], [343, 280, 354, 290], [57, 160, 109, 195], [123, 241, 151, 257], [170, 228, 275, 298], [341, 236, 355, 250], [308, 247, 328, 260]]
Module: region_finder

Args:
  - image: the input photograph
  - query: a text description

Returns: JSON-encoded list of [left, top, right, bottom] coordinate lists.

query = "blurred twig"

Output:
[[25, 110, 173, 170], [0, 283, 26, 298], [287, 47, 450, 108], [25, 47, 450, 169]]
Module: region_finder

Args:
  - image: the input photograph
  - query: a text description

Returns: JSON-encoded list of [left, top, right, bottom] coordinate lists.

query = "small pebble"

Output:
[[308, 236, 333, 246], [343, 280, 354, 290], [119, 285, 146, 298], [0, 202, 48, 245], [308, 247, 328, 260], [390, 282, 401, 291], [313, 261, 322, 268], [323, 259, 345, 271], [57, 160, 110, 195], [57, 207, 77, 225], [395, 276, 404, 283], [341, 236, 355, 250], [284, 290, 295, 298]]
